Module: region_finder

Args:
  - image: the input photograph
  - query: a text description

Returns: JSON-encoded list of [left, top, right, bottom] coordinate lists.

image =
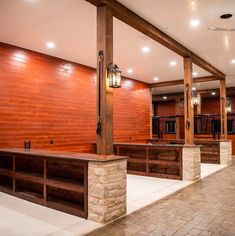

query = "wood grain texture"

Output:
[[220, 79, 227, 139], [96, 5, 113, 155], [0, 43, 151, 152], [184, 57, 194, 145]]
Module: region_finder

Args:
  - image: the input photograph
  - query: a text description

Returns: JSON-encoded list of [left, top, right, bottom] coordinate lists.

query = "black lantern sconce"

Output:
[[96, 50, 122, 136], [107, 63, 122, 88], [192, 90, 200, 106]]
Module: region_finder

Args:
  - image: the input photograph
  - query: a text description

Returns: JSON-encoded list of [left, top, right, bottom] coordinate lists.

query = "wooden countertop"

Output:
[[0, 148, 128, 162], [114, 142, 185, 148], [147, 138, 232, 143]]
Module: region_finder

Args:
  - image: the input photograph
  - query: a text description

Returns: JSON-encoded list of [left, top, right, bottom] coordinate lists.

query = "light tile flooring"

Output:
[[88, 161, 235, 236], [0, 163, 228, 236]]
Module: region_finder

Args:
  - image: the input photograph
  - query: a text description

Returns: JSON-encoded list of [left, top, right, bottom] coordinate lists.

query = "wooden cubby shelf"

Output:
[[0, 150, 88, 218], [148, 138, 220, 164], [114, 143, 183, 180]]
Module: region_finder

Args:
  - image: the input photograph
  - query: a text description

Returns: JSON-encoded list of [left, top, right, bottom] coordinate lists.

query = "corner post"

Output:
[[220, 78, 227, 139], [97, 5, 113, 154], [182, 57, 200, 181], [184, 57, 194, 145], [175, 96, 181, 140]]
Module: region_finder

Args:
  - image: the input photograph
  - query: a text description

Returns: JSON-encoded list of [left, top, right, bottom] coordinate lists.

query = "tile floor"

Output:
[[0, 163, 229, 236], [87, 162, 235, 236]]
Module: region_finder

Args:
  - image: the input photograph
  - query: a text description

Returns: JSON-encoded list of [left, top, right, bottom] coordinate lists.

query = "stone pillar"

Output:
[[219, 140, 232, 165], [88, 159, 127, 223], [182, 146, 201, 181]]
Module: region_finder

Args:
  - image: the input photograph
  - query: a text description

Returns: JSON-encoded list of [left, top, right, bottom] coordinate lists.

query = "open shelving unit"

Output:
[[0, 152, 88, 218], [148, 138, 220, 164], [114, 143, 182, 180]]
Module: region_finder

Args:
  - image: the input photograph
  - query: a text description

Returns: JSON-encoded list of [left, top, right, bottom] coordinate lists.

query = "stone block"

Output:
[[183, 146, 201, 181], [88, 159, 127, 223], [220, 141, 232, 165]]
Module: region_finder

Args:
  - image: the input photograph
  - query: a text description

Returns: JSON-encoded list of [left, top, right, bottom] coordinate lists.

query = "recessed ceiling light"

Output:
[[163, 96, 167, 100], [190, 19, 200, 27], [153, 77, 159, 81], [170, 61, 177, 66], [193, 72, 198, 76], [231, 59, 235, 64], [127, 69, 133, 74], [212, 91, 216, 95], [208, 26, 216, 31], [142, 46, 150, 53], [192, 87, 196, 91], [220, 14, 232, 19], [46, 42, 55, 49]]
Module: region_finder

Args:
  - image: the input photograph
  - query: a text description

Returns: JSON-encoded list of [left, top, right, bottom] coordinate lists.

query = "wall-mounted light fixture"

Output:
[[107, 63, 122, 88], [192, 90, 200, 106], [96, 50, 122, 136], [62, 64, 72, 74], [226, 98, 232, 113]]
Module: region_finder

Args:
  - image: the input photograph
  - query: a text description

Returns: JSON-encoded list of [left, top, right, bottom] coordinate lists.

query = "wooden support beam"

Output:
[[220, 79, 227, 139], [96, 5, 113, 154], [196, 93, 202, 115], [195, 93, 202, 134], [150, 76, 220, 88], [193, 76, 220, 83], [184, 57, 194, 145], [150, 88, 153, 139], [151, 80, 183, 88], [175, 96, 181, 140], [86, 0, 225, 79]]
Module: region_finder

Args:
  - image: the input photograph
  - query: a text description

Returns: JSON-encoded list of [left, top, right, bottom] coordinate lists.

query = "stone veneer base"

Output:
[[88, 159, 127, 223], [220, 140, 232, 165], [182, 146, 201, 181]]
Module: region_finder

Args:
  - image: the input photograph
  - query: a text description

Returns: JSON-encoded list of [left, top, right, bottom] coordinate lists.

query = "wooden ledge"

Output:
[[0, 148, 128, 162], [114, 142, 185, 148]]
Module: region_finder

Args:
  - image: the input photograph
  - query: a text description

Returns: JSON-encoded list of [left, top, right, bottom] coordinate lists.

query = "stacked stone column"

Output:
[[88, 159, 127, 223]]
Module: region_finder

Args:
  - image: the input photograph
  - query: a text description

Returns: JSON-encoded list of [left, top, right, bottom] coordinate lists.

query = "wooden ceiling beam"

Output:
[[150, 76, 220, 88], [86, 0, 225, 79]]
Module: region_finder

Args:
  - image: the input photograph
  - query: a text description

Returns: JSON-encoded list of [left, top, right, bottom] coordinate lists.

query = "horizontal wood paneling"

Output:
[[0, 43, 150, 152], [114, 80, 150, 143]]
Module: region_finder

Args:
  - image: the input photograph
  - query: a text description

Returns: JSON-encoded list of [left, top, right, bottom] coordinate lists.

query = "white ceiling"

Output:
[[0, 0, 234, 95]]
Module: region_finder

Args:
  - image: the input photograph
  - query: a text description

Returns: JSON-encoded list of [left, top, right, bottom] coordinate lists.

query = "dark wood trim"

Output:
[[86, 0, 225, 79]]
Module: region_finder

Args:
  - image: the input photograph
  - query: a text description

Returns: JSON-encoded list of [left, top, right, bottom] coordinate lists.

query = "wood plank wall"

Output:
[[0, 43, 150, 152]]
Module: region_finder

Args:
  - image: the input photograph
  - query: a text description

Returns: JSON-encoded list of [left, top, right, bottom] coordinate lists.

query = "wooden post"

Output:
[[184, 57, 194, 145], [175, 96, 181, 140], [220, 79, 227, 139], [150, 88, 153, 139], [196, 93, 201, 115], [96, 5, 113, 154], [196, 93, 202, 134]]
